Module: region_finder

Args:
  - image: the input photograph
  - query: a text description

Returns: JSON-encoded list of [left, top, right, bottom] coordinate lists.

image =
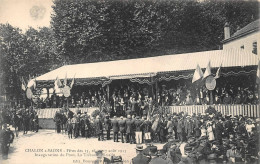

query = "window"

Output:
[[240, 45, 244, 49], [252, 41, 257, 55]]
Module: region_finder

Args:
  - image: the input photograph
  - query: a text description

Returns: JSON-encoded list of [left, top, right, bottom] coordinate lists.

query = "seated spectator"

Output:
[[213, 95, 221, 105], [226, 142, 242, 163], [223, 93, 232, 104], [233, 94, 242, 104], [185, 94, 193, 105], [194, 95, 201, 105]]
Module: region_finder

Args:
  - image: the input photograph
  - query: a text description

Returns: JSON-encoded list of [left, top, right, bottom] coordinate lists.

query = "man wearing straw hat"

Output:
[[131, 144, 149, 164]]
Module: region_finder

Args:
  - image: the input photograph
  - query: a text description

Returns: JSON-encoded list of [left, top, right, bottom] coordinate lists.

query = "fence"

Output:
[[36, 107, 99, 119], [167, 104, 260, 118]]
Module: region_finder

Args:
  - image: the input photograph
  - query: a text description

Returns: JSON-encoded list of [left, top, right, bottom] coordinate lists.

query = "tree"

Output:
[[51, 0, 259, 64], [0, 24, 62, 103]]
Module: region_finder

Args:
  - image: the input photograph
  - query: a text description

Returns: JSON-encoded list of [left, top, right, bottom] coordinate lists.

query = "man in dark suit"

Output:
[[126, 115, 134, 143], [134, 116, 143, 144], [149, 146, 168, 164], [94, 116, 103, 141], [131, 145, 150, 164], [94, 150, 111, 164], [118, 116, 126, 143], [104, 115, 111, 140], [111, 116, 119, 142], [142, 116, 152, 143], [0, 124, 14, 159]]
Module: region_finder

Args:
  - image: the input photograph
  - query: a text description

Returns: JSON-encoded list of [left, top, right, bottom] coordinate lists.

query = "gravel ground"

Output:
[[1, 129, 165, 164]]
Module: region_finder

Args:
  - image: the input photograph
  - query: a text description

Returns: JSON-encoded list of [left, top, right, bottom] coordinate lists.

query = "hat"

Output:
[[95, 150, 103, 155], [113, 116, 117, 118], [135, 144, 143, 151], [120, 116, 124, 119]]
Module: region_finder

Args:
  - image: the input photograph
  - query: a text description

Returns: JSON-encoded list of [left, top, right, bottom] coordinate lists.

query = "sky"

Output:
[[0, 0, 53, 32]]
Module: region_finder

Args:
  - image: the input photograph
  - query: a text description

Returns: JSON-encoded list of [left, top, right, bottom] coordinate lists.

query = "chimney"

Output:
[[224, 22, 230, 40]]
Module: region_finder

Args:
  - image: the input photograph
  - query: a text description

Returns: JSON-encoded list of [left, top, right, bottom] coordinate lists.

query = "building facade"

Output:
[[222, 19, 260, 57]]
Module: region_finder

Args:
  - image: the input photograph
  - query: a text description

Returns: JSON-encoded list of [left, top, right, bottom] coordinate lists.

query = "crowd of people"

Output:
[[0, 107, 39, 159], [51, 105, 260, 164], [34, 79, 258, 110]]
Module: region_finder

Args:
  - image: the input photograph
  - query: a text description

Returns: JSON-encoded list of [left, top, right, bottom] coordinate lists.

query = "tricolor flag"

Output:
[[70, 74, 76, 88], [257, 60, 260, 84], [192, 64, 203, 83], [214, 63, 222, 79], [54, 76, 62, 90], [203, 61, 211, 79], [21, 77, 27, 91], [64, 73, 67, 86]]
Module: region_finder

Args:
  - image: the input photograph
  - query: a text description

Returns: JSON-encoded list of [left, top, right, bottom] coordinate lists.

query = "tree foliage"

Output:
[[0, 0, 259, 100], [51, 0, 259, 63], [0, 24, 62, 99]]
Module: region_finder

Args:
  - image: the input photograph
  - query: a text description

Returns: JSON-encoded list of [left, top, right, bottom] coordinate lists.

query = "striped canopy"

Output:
[[30, 49, 259, 87]]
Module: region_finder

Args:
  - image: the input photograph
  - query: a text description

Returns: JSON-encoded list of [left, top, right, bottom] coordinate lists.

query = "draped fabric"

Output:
[[156, 66, 257, 82], [36, 66, 257, 88]]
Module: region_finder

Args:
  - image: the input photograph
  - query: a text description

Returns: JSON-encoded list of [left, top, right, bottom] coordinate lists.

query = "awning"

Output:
[[32, 49, 258, 87]]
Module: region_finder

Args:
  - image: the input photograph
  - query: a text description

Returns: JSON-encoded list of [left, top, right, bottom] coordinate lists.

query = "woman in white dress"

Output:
[[206, 121, 215, 141]]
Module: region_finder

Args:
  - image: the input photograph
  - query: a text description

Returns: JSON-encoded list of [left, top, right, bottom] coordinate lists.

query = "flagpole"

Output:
[[210, 90, 213, 105]]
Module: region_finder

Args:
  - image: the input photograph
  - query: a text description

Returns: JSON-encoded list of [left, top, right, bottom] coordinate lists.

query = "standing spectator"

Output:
[[131, 145, 149, 164], [149, 146, 167, 164], [111, 116, 119, 142], [134, 116, 143, 144], [215, 119, 224, 144], [177, 117, 184, 142], [104, 115, 112, 140], [223, 93, 232, 104], [0, 124, 14, 159], [142, 116, 152, 143], [119, 116, 126, 143], [166, 117, 173, 139], [94, 116, 103, 141], [226, 142, 242, 163]]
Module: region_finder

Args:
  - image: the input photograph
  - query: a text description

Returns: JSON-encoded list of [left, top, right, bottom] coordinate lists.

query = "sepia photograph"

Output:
[[0, 0, 259, 163]]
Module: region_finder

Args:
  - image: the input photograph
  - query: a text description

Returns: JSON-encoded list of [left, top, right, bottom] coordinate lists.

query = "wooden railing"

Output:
[[167, 104, 260, 118], [35, 107, 99, 118]]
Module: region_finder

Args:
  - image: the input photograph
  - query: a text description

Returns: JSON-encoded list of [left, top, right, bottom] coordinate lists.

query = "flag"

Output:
[[21, 77, 26, 91], [192, 64, 203, 83], [33, 79, 37, 89], [203, 61, 211, 79], [257, 60, 260, 84], [70, 74, 76, 88], [214, 63, 222, 79], [64, 73, 67, 86], [54, 76, 62, 90]]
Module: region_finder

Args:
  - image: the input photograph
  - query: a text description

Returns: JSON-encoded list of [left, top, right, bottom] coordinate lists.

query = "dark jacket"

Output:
[[94, 119, 103, 133], [142, 120, 152, 133], [104, 118, 112, 131], [132, 154, 149, 164], [118, 119, 126, 132], [111, 119, 119, 133], [134, 119, 143, 131], [126, 118, 134, 133]]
